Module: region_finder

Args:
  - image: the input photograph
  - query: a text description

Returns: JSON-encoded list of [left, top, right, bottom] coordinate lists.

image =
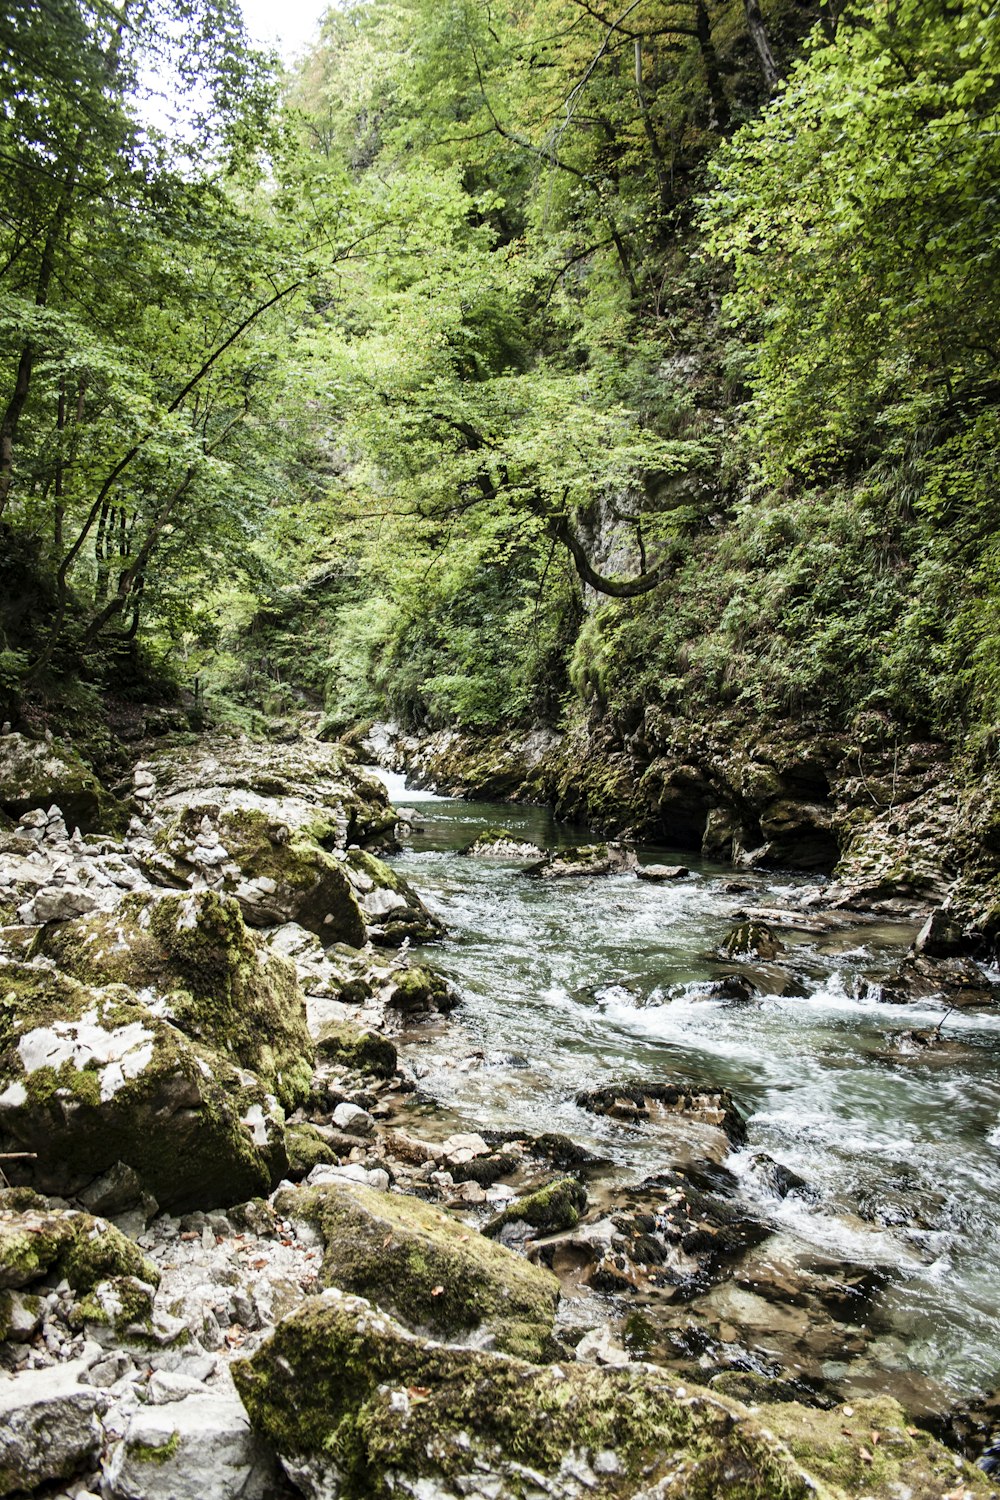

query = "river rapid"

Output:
[[374, 770, 1000, 1411]]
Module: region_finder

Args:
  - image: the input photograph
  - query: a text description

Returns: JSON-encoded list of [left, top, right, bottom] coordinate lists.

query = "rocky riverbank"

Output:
[[356, 717, 1000, 955], [0, 725, 997, 1499]]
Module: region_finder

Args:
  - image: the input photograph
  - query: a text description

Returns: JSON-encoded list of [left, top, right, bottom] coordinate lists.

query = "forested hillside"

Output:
[[2, 0, 999, 854]]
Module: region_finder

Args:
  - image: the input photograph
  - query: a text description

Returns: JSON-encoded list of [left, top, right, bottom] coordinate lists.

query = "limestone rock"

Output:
[[636, 863, 690, 881], [575, 1080, 747, 1147], [234, 1290, 992, 1500], [275, 1179, 560, 1361], [461, 828, 545, 859], [483, 1177, 588, 1242], [0, 961, 287, 1212], [525, 842, 638, 879], [41, 890, 314, 1110], [0, 733, 118, 833], [344, 848, 442, 945], [0, 1357, 107, 1497], [106, 1389, 283, 1500]]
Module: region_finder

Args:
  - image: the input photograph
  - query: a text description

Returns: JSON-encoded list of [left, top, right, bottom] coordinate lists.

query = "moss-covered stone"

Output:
[[285, 1123, 339, 1179], [276, 1181, 559, 1361], [525, 843, 638, 879], [316, 1021, 397, 1078], [720, 920, 785, 960], [0, 961, 287, 1212], [344, 849, 443, 946], [483, 1177, 588, 1239], [0, 1204, 157, 1293], [387, 965, 459, 1016], [234, 1291, 988, 1500], [0, 732, 120, 833], [41, 890, 314, 1110]]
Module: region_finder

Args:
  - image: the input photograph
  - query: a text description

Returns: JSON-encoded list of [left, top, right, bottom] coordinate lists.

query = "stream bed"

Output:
[[375, 770, 1000, 1409]]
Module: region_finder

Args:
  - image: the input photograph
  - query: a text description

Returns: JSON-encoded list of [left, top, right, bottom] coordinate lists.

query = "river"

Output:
[[373, 769, 1000, 1407]]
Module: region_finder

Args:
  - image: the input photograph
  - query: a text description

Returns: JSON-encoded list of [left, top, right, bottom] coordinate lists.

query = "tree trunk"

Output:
[[744, 0, 780, 92]]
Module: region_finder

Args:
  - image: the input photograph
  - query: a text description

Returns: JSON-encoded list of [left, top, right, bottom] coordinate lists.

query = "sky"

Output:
[[238, 0, 330, 61]]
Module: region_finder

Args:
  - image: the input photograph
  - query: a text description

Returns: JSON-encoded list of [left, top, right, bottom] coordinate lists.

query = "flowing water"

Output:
[[374, 771, 1000, 1403]]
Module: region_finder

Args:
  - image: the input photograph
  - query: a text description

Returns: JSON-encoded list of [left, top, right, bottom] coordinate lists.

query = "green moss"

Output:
[[0, 960, 287, 1212], [233, 1296, 826, 1500], [131, 1432, 181, 1466], [40, 891, 314, 1111], [316, 1021, 397, 1078], [277, 1181, 559, 1361], [483, 1177, 588, 1239], [388, 966, 457, 1016], [0, 1205, 157, 1295], [286, 1123, 339, 1178]]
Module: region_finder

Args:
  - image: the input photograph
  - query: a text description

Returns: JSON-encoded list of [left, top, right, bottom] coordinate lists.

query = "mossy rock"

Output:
[[0, 1204, 157, 1293], [316, 1021, 397, 1079], [387, 965, 459, 1016], [0, 732, 120, 833], [233, 1293, 992, 1500], [344, 849, 444, 946], [483, 1177, 588, 1239], [720, 920, 785, 960], [285, 1123, 339, 1180], [0, 961, 287, 1212], [275, 1180, 559, 1361], [41, 890, 314, 1110]]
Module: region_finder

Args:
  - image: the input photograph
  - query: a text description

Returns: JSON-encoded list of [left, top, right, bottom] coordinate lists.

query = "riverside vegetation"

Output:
[[2, 0, 1000, 1496]]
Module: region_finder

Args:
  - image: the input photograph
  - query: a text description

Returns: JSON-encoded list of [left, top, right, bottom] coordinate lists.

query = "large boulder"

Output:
[[275, 1180, 560, 1361], [0, 962, 287, 1212], [40, 890, 314, 1110], [233, 1290, 992, 1500], [148, 806, 369, 947], [0, 732, 118, 833]]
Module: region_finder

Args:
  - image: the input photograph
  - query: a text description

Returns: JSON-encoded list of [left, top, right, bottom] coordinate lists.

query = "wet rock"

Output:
[[863, 954, 998, 1008], [636, 864, 690, 882], [0, 962, 287, 1212], [343, 847, 442, 946], [702, 974, 758, 1003], [530, 1132, 608, 1172], [720, 920, 785, 960], [483, 1177, 588, 1242], [746, 1154, 815, 1202], [575, 1323, 632, 1366], [41, 890, 314, 1110], [274, 1180, 560, 1360], [575, 1081, 747, 1147], [534, 1164, 769, 1301], [106, 1389, 283, 1500], [0, 734, 119, 834], [914, 907, 966, 957], [461, 828, 545, 859], [525, 842, 638, 879], [0, 1356, 107, 1496], [386, 964, 460, 1017]]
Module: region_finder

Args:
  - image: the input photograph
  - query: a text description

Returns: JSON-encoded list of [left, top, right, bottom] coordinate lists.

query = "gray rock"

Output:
[[105, 1391, 282, 1500], [331, 1102, 375, 1136], [0, 1358, 107, 1497]]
